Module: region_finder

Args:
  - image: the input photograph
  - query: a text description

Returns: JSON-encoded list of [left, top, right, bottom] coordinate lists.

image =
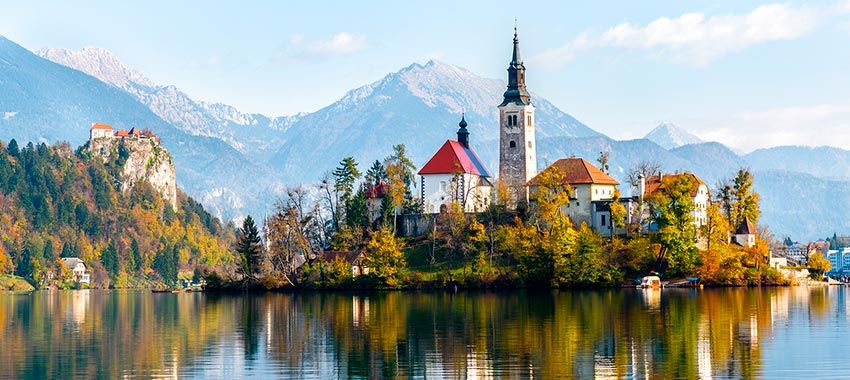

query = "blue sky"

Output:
[[3, 0, 850, 151]]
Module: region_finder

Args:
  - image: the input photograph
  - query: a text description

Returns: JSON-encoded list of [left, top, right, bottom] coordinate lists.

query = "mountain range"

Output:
[[0, 35, 847, 240]]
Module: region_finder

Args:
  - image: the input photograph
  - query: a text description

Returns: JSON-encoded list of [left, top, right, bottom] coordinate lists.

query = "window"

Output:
[[440, 181, 447, 192], [601, 215, 607, 227], [512, 115, 518, 126], [527, 115, 532, 127], [528, 141, 532, 148], [509, 141, 516, 148]]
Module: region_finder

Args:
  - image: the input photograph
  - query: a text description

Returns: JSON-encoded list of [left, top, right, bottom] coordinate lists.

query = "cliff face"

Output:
[[90, 136, 177, 207]]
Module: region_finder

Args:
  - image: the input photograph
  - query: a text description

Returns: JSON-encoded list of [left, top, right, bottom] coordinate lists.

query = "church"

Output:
[[418, 27, 535, 214]]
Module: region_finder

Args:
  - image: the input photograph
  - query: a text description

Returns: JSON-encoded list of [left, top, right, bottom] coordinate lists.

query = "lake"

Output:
[[1, 287, 849, 379]]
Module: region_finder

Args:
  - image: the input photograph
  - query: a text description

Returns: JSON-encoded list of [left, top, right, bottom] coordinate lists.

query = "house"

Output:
[[642, 172, 710, 230], [318, 251, 369, 277], [418, 115, 493, 214], [364, 182, 394, 223], [528, 158, 633, 235], [733, 217, 757, 248], [60, 257, 91, 284], [90, 123, 113, 140]]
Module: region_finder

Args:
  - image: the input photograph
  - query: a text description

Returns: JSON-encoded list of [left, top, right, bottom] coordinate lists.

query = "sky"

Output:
[[2, 0, 850, 152]]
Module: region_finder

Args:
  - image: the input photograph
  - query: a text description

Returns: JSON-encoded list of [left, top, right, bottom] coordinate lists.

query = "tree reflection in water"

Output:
[[0, 287, 846, 379]]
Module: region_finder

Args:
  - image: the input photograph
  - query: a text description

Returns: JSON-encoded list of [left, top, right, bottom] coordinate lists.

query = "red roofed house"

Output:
[[90, 123, 113, 140], [528, 157, 632, 235], [364, 182, 394, 223], [418, 115, 492, 214]]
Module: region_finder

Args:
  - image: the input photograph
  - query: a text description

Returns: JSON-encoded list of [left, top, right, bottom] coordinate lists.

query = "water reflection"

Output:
[[1, 287, 849, 378]]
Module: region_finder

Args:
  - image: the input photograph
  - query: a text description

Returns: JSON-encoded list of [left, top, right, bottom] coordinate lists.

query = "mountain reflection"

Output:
[[0, 287, 846, 379]]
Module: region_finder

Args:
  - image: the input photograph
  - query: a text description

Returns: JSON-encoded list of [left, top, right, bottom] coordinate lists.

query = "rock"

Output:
[[89, 135, 177, 208]]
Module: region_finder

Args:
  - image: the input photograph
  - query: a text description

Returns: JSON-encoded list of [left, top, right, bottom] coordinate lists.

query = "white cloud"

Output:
[[534, 3, 823, 67], [289, 33, 367, 58], [697, 104, 850, 152]]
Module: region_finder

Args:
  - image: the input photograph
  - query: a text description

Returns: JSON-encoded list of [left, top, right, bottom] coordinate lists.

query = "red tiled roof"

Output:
[[644, 173, 706, 198], [365, 182, 389, 199], [91, 123, 113, 131], [318, 251, 363, 265], [528, 158, 618, 186], [418, 140, 491, 177], [114, 130, 129, 137]]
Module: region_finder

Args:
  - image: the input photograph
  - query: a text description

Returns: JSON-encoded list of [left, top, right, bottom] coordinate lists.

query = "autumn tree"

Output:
[[384, 144, 417, 231], [362, 227, 407, 288], [0, 244, 13, 275], [648, 174, 699, 276], [528, 165, 572, 229], [807, 252, 831, 280], [730, 169, 760, 227], [702, 202, 731, 250]]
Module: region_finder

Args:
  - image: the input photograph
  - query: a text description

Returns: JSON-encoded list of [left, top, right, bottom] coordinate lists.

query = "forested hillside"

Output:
[[0, 139, 235, 288]]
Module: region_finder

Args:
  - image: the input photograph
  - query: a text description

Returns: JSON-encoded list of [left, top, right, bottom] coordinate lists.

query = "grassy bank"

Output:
[[0, 275, 36, 292]]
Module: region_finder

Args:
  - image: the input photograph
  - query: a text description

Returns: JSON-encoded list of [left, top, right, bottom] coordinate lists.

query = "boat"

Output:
[[637, 275, 662, 289], [151, 289, 179, 293]]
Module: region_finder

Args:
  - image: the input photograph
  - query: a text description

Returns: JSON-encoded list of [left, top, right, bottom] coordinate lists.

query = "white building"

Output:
[[733, 217, 757, 248], [528, 158, 625, 235], [60, 257, 91, 284], [89, 123, 113, 140], [418, 115, 492, 214]]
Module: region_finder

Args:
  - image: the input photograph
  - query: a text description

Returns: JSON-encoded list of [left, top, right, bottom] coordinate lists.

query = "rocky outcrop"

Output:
[[89, 136, 177, 208]]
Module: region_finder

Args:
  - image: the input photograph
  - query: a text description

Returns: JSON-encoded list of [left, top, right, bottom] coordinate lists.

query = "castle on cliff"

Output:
[[88, 123, 176, 208]]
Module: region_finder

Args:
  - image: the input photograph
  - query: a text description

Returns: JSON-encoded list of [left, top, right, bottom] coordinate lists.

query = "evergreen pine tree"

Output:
[[7, 139, 19, 157], [102, 244, 119, 276], [131, 239, 143, 273], [236, 215, 263, 279]]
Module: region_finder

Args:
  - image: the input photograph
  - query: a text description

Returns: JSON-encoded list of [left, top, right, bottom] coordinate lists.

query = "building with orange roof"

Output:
[[89, 122, 113, 140], [528, 157, 636, 236]]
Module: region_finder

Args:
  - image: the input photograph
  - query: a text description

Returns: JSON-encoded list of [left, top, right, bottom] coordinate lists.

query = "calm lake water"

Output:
[[1, 288, 849, 379]]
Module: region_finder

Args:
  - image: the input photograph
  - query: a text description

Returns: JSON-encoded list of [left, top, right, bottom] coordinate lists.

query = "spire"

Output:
[[457, 113, 470, 148], [512, 20, 521, 64], [501, 23, 531, 106]]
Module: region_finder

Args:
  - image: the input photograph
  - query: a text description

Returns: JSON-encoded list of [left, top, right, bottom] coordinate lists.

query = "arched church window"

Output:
[[512, 115, 518, 126], [509, 141, 516, 148]]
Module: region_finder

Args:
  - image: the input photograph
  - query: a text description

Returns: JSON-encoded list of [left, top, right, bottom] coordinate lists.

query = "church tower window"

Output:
[[509, 141, 516, 148]]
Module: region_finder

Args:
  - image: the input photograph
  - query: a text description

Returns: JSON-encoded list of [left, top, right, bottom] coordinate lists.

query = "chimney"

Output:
[[457, 114, 470, 148], [638, 173, 646, 201], [658, 171, 663, 182]]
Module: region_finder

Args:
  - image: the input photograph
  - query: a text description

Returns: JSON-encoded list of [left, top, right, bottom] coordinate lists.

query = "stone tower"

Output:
[[498, 26, 536, 208]]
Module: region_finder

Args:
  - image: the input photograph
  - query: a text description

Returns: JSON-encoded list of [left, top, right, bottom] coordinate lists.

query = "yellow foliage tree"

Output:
[[362, 227, 407, 288]]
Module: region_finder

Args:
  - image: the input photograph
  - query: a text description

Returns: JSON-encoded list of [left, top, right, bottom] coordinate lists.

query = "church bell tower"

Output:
[[498, 26, 536, 208]]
